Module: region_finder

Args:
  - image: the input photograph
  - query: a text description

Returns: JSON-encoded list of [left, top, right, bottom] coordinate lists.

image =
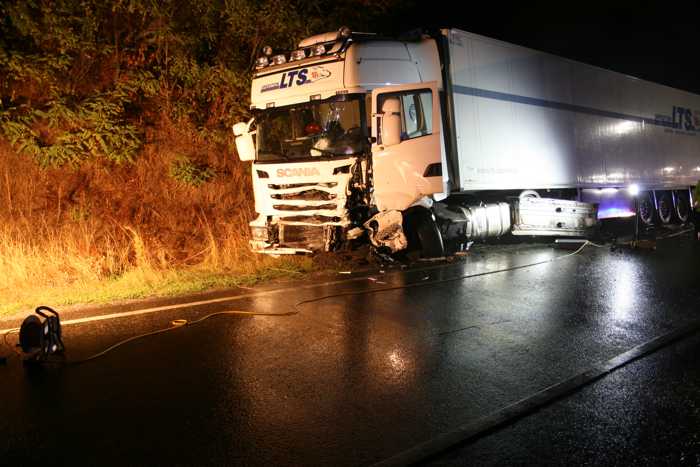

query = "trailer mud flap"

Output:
[[511, 197, 598, 237]]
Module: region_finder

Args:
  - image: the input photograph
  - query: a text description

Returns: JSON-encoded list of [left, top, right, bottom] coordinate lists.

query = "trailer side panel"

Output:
[[447, 29, 700, 191]]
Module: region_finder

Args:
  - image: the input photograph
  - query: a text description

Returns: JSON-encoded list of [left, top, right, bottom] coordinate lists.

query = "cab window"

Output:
[[378, 89, 432, 142]]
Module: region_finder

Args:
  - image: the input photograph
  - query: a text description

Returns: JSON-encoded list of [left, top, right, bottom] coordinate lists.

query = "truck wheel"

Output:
[[656, 191, 673, 224], [638, 193, 655, 226], [402, 207, 445, 258], [519, 189, 540, 199], [674, 191, 690, 223]]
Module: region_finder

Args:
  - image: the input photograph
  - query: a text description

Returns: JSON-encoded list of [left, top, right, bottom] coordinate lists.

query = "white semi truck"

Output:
[[233, 27, 700, 256]]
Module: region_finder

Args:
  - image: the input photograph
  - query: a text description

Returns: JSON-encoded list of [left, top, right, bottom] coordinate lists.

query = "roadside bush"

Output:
[[169, 156, 215, 187], [0, 0, 401, 310]]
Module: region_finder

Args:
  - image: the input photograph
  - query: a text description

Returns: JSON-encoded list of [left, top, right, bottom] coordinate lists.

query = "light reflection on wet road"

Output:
[[1, 234, 699, 465]]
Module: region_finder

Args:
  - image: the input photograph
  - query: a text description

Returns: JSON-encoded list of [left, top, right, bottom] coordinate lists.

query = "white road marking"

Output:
[[1, 247, 570, 334], [0, 270, 415, 333]]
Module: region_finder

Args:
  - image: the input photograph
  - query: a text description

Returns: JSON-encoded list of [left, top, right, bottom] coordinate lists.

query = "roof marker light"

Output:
[[310, 44, 326, 56], [271, 54, 286, 65], [255, 56, 269, 69], [290, 49, 306, 61]]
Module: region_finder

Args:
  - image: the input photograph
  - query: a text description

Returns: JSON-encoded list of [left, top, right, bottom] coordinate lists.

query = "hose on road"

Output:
[[1, 228, 693, 365], [2, 240, 594, 365]]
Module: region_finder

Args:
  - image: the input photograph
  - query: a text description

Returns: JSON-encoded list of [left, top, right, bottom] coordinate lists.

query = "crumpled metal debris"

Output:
[[363, 210, 407, 253]]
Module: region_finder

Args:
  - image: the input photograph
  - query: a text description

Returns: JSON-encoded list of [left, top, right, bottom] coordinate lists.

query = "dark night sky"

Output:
[[384, 0, 700, 94]]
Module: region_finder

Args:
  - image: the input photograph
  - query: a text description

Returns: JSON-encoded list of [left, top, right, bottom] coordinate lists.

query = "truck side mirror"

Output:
[[233, 120, 256, 161], [380, 97, 402, 147]]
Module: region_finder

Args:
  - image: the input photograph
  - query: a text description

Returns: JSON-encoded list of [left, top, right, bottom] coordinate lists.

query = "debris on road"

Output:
[[368, 277, 387, 285]]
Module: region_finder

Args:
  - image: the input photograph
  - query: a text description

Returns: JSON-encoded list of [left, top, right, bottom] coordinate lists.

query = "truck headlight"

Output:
[[251, 226, 269, 241]]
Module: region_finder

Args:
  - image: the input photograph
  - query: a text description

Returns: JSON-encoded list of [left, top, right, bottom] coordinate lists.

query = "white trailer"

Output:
[[234, 28, 700, 256]]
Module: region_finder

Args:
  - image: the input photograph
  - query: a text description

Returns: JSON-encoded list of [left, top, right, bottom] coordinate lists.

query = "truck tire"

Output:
[[673, 190, 690, 223], [656, 191, 673, 224], [638, 192, 655, 225], [402, 206, 445, 258], [518, 189, 540, 199]]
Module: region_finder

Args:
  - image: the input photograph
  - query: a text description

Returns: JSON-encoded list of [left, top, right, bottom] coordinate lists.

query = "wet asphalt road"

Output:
[[428, 331, 700, 466], [1, 228, 699, 466]]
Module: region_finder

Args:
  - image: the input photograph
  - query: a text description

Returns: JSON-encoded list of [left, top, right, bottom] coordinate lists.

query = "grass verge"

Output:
[[0, 255, 314, 318], [0, 222, 315, 318]]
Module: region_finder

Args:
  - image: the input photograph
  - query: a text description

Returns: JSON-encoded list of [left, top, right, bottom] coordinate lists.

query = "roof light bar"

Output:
[[255, 56, 269, 69], [271, 54, 286, 65], [310, 44, 326, 56], [290, 49, 306, 61]]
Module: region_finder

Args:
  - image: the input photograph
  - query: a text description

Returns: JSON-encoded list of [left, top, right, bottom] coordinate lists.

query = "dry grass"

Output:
[[0, 124, 315, 317], [0, 217, 314, 316]]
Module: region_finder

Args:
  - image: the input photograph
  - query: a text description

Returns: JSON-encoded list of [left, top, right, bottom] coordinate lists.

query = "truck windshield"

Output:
[[256, 96, 366, 161]]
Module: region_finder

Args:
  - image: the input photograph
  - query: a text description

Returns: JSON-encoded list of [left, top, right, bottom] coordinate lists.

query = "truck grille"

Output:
[[268, 183, 342, 215], [282, 215, 341, 224], [271, 190, 336, 201], [273, 203, 337, 211], [258, 158, 356, 227], [280, 224, 326, 250], [268, 182, 337, 189]]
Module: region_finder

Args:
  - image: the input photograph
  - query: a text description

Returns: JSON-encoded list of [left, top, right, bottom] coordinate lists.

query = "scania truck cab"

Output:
[[235, 28, 451, 254], [234, 28, 700, 256]]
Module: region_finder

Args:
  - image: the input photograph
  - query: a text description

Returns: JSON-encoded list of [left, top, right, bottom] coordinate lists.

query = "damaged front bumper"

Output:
[[249, 217, 342, 255], [249, 240, 313, 255]]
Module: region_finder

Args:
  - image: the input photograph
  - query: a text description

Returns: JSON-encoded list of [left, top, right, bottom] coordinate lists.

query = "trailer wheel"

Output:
[[656, 191, 673, 224], [519, 190, 540, 199], [402, 206, 445, 258], [673, 191, 690, 223], [638, 193, 655, 226]]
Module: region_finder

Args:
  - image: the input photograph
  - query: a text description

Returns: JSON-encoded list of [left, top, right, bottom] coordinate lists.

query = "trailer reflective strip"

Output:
[[453, 85, 680, 129]]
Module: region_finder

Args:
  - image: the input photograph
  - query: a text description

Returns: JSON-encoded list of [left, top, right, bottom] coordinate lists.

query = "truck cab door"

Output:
[[371, 81, 444, 211]]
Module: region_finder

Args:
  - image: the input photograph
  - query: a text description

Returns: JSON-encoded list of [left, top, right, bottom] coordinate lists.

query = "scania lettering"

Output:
[[233, 27, 700, 255], [277, 168, 321, 177]]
